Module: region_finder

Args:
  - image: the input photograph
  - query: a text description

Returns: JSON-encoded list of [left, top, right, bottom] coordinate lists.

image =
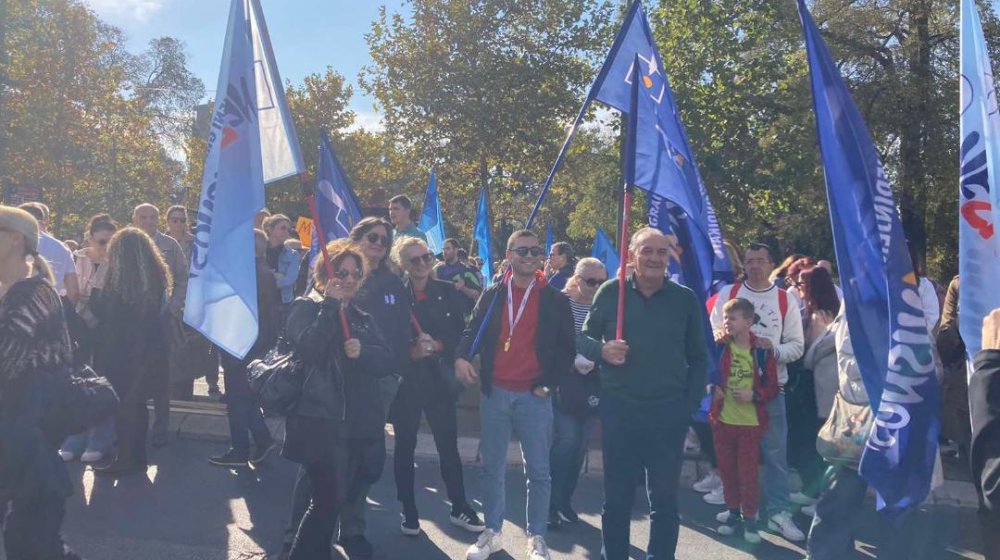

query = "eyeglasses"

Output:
[[365, 232, 390, 247], [97, 239, 109, 246], [408, 253, 434, 266], [510, 246, 545, 257], [581, 277, 606, 287], [333, 269, 363, 280], [169, 217, 187, 224]]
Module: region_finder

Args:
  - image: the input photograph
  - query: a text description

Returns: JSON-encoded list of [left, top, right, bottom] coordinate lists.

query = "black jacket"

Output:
[[355, 264, 411, 378], [407, 278, 467, 364], [971, 349, 1000, 512], [455, 278, 575, 395]]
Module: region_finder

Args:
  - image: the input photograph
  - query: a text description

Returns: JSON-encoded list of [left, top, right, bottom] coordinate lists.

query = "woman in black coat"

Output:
[[284, 240, 393, 560], [390, 237, 484, 536]]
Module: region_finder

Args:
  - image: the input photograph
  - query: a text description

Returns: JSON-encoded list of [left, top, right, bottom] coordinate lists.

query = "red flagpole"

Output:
[[302, 175, 350, 339], [615, 182, 631, 340]]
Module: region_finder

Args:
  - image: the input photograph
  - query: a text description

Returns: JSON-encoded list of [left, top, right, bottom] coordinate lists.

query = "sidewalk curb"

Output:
[[167, 403, 981, 509]]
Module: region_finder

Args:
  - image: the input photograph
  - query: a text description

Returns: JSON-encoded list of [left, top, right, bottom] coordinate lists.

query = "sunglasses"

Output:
[[581, 277, 606, 287], [333, 269, 363, 280], [408, 253, 434, 266], [510, 246, 545, 258], [97, 239, 109, 246], [365, 232, 390, 247]]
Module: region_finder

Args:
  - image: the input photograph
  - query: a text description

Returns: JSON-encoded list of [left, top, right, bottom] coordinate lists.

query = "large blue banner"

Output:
[[311, 130, 362, 261], [798, 0, 940, 516]]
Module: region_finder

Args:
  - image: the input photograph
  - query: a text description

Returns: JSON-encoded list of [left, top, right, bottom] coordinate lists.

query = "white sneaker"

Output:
[[716, 509, 731, 523], [790, 492, 818, 506], [801, 504, 817, 517], [703, 485, 726, 505], [466, 529, 503, 560], [768, 511, 805, 542], [80, 450, 104, 463], [526, 535, 551, 560], [693, 471, 722, 493], [58, 450, 75, 462]]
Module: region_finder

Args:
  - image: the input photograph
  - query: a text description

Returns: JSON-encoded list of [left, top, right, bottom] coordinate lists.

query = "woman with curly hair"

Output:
[[91, 227, 172, 476]]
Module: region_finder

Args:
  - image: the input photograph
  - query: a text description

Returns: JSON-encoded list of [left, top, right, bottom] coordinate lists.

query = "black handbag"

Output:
[[248, 338, 309, 416], [43, 364, 120, 440]]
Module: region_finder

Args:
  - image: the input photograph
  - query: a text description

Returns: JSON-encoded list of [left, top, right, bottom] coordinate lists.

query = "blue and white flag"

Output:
[[473, 186, 494, 287], [419, 170, 446, 255], [798, 0, 940, 517], [248, 0, 304, 183], [591, 227, 620, 277], [960, 0, 1000, 370], [185, 0, 266, 359], [589, 1, 732, 293], [312, 130, 362, 261]]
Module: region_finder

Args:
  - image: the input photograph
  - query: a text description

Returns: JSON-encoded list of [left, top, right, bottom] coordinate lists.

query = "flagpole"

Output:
[[616, 183, 631, 340], [302, 175, 350, 339]]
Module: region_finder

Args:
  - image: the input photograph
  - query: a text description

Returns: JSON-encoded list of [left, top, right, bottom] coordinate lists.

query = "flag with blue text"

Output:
[[592, 227, 620, 277], [474, 187, 494, 286], [185, 0, 267, 359], [960, 0, 1000, 369], [312, 130, 362, 261], [419, 170, 446, 255], [798, 0, 940, 517]]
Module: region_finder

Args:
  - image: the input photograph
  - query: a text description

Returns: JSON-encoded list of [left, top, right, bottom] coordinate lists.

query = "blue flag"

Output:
[[798, 0, 940, 516], [545, 222, 554, 255], [590, 1, 731, 293], [474, 187, 494, 287], [591, 228, 620, 277], [419, 170, 446, 255], [960, 0, 1000, 368], [312, 130, 362, 261], [185, 0, 266, 359]]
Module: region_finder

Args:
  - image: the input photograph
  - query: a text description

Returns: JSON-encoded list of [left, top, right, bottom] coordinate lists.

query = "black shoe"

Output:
[[547, 509, 563, 529], [556, 505, 580, 524], [450, 506, 485, 533], [717, 509, 743, 536], [338, 535, 373, 558], [208, 449, 249, 467], [94, 458, 143, 476], [400, 509, 421, 536], [250, 441, 277, 465]]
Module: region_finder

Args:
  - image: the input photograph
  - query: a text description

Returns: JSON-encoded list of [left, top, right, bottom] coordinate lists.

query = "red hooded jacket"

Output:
[[708, 333, 780, 430]]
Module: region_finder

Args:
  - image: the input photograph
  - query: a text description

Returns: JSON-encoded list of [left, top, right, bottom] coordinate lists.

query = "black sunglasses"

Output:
[[333, 269, 363, 280], [510, 246, 545, 257], [582, 277, 606, 287], [365, 232, 390, 247], [97, 239, 109, 246], [408, 253, 434, 266]]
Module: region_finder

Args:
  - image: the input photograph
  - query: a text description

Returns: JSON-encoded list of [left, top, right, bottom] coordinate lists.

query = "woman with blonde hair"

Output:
[[0, 205, 80, 558], [91, 227, 172, 476]]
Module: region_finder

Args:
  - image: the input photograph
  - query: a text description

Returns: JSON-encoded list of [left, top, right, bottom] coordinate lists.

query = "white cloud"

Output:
[[86, 0, 168, 24], [346, 110, 385, 133]]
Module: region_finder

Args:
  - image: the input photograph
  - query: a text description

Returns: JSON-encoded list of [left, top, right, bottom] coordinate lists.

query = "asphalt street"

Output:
[[0, 439, 987, 560]]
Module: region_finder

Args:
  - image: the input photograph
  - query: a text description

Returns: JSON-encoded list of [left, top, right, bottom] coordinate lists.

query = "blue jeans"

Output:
[[600, 393, 689, 560], [550, 404, 594, 513], [479, 386, 553, 537], [222, 357, 271, 456], [60, 417, 115, 456], [762, 393, 791, 515]]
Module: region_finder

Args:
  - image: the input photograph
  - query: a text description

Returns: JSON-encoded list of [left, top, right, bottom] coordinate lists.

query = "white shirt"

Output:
[[37, 232, 75, 296], [917, 277, 940, 331], [710, 282, 805, 385]]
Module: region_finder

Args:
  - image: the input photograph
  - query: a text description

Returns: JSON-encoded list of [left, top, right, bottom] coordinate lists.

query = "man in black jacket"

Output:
[[455, 230, 575, 560], [971, 308, 1000, 559]]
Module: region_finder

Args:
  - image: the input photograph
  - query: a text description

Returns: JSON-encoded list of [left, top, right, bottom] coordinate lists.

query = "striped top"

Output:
[[567, 296, 591, 335]]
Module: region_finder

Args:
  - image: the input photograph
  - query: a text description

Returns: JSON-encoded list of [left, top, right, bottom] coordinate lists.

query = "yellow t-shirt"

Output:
[[720, 343, 759, 426]]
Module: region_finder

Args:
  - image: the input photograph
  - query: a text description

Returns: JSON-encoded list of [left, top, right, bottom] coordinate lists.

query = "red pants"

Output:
[[712, 422, 763, 518]]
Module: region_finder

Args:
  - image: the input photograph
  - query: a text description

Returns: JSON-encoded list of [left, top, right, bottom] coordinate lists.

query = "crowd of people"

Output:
[[0, 196, 997, 560]]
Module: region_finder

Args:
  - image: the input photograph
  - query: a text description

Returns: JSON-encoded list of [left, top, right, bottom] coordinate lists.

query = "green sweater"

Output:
[[580, 275, 708, 409]]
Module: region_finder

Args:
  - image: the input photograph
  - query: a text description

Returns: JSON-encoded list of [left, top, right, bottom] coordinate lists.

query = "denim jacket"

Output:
[[275, 246, 301, 304]]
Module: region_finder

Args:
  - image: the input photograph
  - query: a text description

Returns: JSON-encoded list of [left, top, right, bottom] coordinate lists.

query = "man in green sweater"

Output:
[[580, 227, 708, 560]]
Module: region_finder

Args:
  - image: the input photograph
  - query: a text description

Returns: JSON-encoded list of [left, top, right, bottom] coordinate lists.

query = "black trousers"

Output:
[[289, 461, 347, 560], [390, 374, 467, 513]]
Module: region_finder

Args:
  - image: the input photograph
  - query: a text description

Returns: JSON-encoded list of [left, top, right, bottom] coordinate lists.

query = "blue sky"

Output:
[[85, 0, 408, 130]]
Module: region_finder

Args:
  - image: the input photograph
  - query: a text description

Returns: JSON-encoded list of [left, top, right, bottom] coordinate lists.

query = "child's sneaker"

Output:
[[743, 517, 762, 544], [717, 509, 743, 536]]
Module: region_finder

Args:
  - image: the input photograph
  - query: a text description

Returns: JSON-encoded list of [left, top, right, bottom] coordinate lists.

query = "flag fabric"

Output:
[[590, 1, 731, 294], [419, 170, 446, 255], [185, 0, 266, 359], [798, 0, 940, 517], [473, 187, 494, 287], [311, 130, 362, 262], [248, 0, 304, 183], [960, 0, 1000, 370], [545, 222, 554, 255], [591, 227, 620, 277]]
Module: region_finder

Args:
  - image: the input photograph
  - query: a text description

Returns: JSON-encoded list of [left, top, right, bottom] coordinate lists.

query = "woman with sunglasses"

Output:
[[548, 258, 607, 527], [390, 237, 484, 537], [0, 206, 80, 558], [59, 214, 118, 464], [284, 240, 392, 560]]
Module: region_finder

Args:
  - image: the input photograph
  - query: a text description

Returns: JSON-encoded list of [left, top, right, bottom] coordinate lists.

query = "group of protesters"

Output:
[[0, 196, 998, 560]]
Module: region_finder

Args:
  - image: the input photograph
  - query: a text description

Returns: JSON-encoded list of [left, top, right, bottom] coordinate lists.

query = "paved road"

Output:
[[0, 439, 986, 560]]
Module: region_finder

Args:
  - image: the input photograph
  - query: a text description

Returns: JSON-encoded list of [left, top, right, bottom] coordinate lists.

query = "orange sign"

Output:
[[296, 217, 314, 248]]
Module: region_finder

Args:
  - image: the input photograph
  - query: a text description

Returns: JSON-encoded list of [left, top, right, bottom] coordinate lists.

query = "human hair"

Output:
[[253, 229, 268, 258], [506, 229, 538, 250], [443, 238, 460, 249], [262, 213, 291, 233], [566, 257, 607, 293], [389, 194, 413, 211], [786, 257, 815, 285], [745, 243, 777, 265], [391, 236, 429, 269], [0, 205, 54, 284], [722, 297, 755, 321], [551, 241, 576, 263], [800, 267, 840, 316], [348, 217, 393, 242], [87, 213, 118, 237], [628, 227, 665, 253], [18, 202, 48, 223], [313, 239, 369, 288], [166, 205, 188, 221], [103, 227, 172, 309], [457, 248, 468, 260], [132, 203, 160, 218]]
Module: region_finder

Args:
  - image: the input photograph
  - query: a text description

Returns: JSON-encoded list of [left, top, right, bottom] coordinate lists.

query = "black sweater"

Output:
[[971, 349, 1000, 512]]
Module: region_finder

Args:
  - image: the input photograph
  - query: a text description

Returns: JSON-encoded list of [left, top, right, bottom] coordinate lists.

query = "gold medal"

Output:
[[504, 338, 511, 352]]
